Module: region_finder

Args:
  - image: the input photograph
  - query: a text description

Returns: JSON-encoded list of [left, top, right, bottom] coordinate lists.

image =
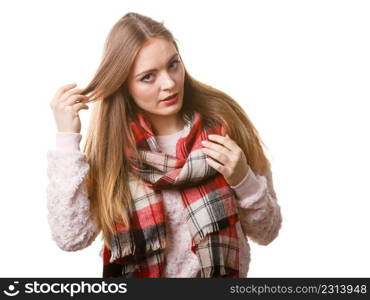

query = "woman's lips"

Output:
[[161, 92, 178, 101], [161, 93, 179, 105]]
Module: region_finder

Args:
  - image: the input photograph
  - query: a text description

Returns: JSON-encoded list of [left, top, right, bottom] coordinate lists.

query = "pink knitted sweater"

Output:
[[46, 131, 282, 278]]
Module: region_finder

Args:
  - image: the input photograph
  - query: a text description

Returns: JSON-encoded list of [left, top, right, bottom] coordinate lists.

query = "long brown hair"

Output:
[[79, 12, 271, 250]]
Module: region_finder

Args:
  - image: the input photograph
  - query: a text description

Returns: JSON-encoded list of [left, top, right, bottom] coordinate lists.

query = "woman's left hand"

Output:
[[201, 134, 250, 187]]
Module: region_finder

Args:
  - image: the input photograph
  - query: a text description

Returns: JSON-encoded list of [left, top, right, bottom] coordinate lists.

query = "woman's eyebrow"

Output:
[[135, 53, 179, 78]]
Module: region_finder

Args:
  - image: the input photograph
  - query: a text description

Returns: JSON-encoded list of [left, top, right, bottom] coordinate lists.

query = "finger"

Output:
[[207, 134, 237, 151], [202, 147, 229, 166], [55, 83, 77, 98], [225, 134, 235, 148], [61, 88, 84, 102], [71, 102, 89, 114], [202, 140, 231, 156], [205, 156, 225, 175], [221, 125, 227, 136], [65, 94, 90, 106], [78, 104, 89, 112]]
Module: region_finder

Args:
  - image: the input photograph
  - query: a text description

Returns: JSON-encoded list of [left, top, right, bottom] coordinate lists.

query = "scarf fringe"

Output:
[[203, 266, 226, 278], [192, 222, 220, 244], [109, 241, 134, 264], [122, 263, 140, 277], [109, 234, 167, 263], [201, 265, 239, 278]]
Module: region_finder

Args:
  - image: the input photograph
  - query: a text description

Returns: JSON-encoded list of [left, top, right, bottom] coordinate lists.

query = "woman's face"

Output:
[[127, 38, 185, 120]]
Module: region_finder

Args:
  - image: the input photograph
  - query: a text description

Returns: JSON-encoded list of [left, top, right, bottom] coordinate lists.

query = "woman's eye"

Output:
[[140, 60, 181, 83], [141, 74, 153, 82], [170, 59, 180, 68]]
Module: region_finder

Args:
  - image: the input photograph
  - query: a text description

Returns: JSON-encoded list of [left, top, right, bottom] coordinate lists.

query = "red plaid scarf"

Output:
[[102, 111, 241, 278]]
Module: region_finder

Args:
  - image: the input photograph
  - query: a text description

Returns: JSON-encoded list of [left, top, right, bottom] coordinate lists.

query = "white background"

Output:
[[0, 0, 369, 277]]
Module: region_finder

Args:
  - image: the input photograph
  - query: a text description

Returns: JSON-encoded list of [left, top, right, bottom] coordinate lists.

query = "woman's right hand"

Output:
[[50, 83, 90, 133]]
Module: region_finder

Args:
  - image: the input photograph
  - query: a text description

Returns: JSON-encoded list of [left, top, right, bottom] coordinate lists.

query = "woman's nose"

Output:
[[160, 72, 176, 89]]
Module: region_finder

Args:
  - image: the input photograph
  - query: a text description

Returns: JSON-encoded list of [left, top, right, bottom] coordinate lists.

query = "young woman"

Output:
[[47, 12, 282, 278]]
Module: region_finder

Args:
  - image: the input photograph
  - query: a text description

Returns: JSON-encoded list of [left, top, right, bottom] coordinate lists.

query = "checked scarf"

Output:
[[102, 111, 241, 278]]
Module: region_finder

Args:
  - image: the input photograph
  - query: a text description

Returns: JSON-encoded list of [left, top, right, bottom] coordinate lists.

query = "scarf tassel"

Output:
[[190, 213, 238, 245], [200, 265, 239, 278], [109, 232, 167, 264]]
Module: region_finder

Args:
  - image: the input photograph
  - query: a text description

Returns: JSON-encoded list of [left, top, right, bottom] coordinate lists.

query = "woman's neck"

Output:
[[146, 113, 185, 136]]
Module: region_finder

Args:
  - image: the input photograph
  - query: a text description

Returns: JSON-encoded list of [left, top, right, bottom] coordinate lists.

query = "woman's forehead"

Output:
[[131, 38, 178, 77]]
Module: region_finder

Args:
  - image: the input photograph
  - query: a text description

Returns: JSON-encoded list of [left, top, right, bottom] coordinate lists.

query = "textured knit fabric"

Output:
[[46, 126, 282, 278]]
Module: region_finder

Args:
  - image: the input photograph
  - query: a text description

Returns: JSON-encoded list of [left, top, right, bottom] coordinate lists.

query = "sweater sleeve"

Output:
[[230, 166, 282, 246], [46, 132, 100, 251]]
